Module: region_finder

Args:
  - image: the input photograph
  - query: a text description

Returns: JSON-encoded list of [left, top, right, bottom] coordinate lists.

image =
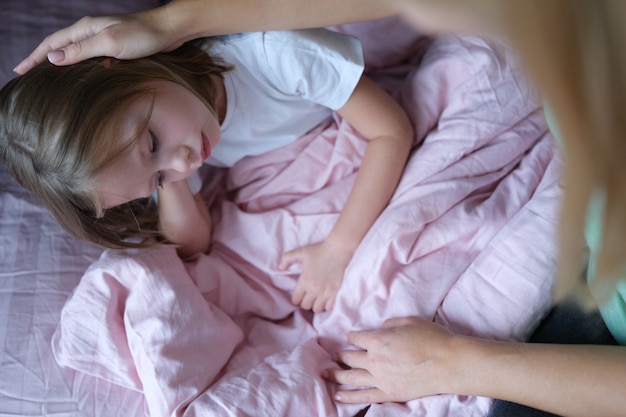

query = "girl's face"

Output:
[[97, 80, 221, 208]]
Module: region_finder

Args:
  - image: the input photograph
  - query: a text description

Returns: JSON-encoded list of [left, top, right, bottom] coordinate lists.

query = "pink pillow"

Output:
[[52, 247, 243, 417]]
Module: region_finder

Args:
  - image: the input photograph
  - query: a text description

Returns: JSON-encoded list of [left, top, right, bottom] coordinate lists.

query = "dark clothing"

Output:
[[486, 299, 618, 417]]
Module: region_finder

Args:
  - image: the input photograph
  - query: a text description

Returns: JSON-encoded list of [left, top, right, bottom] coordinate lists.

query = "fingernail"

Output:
[[47, 50, 65, 64], [335, 393, 342, 401]]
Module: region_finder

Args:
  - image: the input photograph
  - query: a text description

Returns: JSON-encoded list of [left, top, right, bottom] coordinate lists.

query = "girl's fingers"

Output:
[[298, 290, 316, 310], [279, 247, 303, 270], [324, 295, 335, 312], [291, 284, 305, 306], [312, 296, 325, 313]]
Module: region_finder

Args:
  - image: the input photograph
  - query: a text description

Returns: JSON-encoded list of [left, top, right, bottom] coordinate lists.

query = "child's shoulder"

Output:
[[206, 29, 361, 53], [204, 29, 363, 81]]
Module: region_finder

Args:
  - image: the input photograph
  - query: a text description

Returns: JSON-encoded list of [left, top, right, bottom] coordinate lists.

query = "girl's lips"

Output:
[[201, 132, 211, 160]]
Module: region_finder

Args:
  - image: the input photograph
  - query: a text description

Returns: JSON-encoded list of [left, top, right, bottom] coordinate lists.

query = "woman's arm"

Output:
[[13, 0, 494, 74], [163, 0, 394, 41], [157, 179, 212, 259], [324, 317, 626, 417], [280, 76, 413, 312], [14, 0, 394, 73]]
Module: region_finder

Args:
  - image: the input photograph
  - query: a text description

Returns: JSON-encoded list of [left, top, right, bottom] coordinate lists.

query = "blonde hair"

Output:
[[0, 41, 230, 249], [495, 0, 626, 303]]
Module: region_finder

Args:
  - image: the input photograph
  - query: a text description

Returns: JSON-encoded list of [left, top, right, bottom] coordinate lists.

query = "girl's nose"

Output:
[[167, 145, 193, 173]]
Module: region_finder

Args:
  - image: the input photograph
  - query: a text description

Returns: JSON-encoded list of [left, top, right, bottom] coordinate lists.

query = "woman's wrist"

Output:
[[444, 335, 535, 400], [158, 0, 209, 46], [159, 0, 245, 44], [437, 334, 494, 396]]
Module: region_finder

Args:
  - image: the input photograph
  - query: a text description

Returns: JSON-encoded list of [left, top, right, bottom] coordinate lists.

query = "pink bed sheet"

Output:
[[49, 32, 561, 417]]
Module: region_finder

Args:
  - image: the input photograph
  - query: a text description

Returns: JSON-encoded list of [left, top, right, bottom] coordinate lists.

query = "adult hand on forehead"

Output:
[[13, 0, 403, 76], [14, 9, 181, 74]]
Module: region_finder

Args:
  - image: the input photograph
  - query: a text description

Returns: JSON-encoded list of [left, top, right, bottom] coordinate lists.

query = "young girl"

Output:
[[0, 28, 414, 313], [13, 1, 626, 415]]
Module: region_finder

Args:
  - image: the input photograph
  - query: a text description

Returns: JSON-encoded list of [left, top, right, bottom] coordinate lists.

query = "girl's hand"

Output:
[[15, 9, 179, 74], [322, 317, 460, 403], [158, 179, 213, 259], [279, 239, 353, 313]]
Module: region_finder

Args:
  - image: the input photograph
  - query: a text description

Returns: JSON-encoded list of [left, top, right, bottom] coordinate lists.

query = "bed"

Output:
[[1, 1, 562, 416]]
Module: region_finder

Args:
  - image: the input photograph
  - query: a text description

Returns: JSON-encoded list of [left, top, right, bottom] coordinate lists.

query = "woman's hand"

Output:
[[323, 317, 460, 403], [14, 8, 179, 74], [325, 315, 626, 417], [14, 0, 399, 75]]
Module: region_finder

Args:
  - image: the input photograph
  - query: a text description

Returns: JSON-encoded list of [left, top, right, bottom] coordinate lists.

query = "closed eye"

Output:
[[149, 130, 164, 188], [149, 129, 159, 152]]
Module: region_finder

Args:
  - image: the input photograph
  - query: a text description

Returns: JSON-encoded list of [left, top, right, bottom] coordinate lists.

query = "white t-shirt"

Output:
[[203, 29, 364, 167]]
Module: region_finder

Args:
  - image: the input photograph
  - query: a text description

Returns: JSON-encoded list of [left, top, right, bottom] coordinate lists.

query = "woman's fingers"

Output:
[[324, 366, 370, 385], [323, 367, 393, 404], [14, 16, 120, 73]]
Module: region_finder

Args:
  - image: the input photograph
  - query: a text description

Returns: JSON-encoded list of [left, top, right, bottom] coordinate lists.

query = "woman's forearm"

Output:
[[160, 0, 396, 43], [456, 337, 626, 417], [15, 0, 489, 74], [160, 0, 496, 41], [328, 317, 626, 416]]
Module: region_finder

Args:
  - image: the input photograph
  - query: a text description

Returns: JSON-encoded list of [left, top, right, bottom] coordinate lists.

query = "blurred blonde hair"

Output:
[[0, 41, 230, 249], [496, 0, 626, 303]]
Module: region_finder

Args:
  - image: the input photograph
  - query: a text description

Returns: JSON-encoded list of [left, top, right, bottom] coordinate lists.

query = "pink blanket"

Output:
[[51, 32, 561, 417]]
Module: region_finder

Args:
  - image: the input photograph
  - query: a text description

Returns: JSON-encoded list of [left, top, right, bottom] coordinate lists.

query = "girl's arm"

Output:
[[280, 76, 413, 312], [325, 317, 626, 417], [157, 179, 212, 259], [327, 76, 414, 253]]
